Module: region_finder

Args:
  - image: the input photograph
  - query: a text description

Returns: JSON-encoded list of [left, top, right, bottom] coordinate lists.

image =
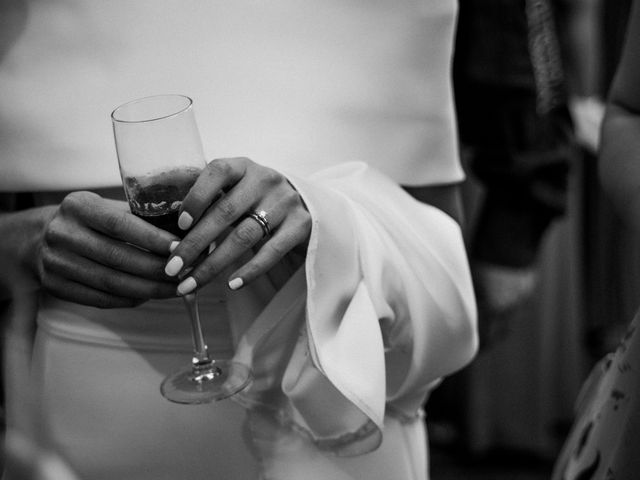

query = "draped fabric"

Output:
[[226, 162, 478, 476]]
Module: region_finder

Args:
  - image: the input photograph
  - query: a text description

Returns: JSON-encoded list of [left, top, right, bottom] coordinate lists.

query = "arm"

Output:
[[556, 0, 604, 153], [599, 0, 640, 233], [0, 206, 57, 299], [556, 0, 602, 98]]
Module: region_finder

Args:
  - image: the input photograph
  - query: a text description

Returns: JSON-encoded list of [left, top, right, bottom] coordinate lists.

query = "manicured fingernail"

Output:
[[169, 241, 180, 253], [165, 256, 184, 276], [177, 277, 197, 295], [178, 212, 193, 230], [228, 277, 243, 290]]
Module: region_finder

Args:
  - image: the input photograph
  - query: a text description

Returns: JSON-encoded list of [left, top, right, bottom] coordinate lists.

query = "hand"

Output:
[[164, 157, 311, 294], [37, 191, 179, 308]]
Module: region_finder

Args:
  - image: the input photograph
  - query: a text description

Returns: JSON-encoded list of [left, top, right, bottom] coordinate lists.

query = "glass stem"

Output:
[[181, 292, 212, 366]]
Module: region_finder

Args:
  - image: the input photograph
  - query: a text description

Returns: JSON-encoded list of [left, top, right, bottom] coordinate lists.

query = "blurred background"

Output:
[[428, 0, 635, 478]]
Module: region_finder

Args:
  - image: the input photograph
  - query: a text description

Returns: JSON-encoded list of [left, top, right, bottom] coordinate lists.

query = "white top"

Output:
[[0, 0, 462, 191]]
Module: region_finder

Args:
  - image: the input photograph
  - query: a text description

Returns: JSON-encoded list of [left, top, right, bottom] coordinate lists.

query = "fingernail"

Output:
[[169, 241, 180, 253], [208, 241, 217, 254], [165, 256, 184, 276], [178, 212, 193, 230], [177, 277, 197, 295], [228, 277, 243, 290]]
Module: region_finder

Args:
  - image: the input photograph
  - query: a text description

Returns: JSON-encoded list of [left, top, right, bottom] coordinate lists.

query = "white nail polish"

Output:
[[178, 212, 193, 230], [165, 256, 184, 276], [169, 241, 180, 253], [228, 277, 243, 290], [177, 277, 197, 295]]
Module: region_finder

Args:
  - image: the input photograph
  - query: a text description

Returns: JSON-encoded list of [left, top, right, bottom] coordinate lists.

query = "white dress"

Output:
[[0, 1, 477, 479]]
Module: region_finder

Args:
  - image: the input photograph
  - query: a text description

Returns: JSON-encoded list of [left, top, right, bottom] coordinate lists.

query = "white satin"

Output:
[[228, 163, 477, 473]]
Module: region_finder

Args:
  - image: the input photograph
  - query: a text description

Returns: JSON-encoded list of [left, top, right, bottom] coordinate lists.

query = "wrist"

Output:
[[0, 206, 57, 297]]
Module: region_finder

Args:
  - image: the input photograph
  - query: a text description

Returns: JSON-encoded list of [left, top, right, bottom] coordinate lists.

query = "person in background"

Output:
[[453, 0, 580, 344], [0, 1, 477, 479], [551, 1, 640, 477], [425, 0, 602, 461]]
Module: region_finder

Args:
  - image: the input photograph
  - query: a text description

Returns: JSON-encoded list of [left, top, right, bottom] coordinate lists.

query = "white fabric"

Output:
[[226, 162, 478, 475], [0, 0, 462, 191], [5, 164, 477, 480]]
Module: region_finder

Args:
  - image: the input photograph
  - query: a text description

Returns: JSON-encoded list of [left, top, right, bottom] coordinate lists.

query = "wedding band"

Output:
[[247, 210, 271, 238]]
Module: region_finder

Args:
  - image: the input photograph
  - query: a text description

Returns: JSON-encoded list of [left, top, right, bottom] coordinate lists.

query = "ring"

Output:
[[247, 210, 271, 238]]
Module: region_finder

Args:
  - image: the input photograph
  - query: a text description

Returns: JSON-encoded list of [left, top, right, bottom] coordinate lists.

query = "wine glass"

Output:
[[111, 94, 252, 404]]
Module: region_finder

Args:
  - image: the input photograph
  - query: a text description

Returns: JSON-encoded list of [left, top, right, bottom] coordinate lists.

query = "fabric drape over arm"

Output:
[[229, 161, 478, 456]]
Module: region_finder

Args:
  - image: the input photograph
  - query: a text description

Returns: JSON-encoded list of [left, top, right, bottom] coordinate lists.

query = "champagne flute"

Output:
[[111, 94, 251, 404]]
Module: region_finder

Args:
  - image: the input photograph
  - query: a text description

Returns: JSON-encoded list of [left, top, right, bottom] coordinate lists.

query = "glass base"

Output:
[[160, 360, 252, 404]]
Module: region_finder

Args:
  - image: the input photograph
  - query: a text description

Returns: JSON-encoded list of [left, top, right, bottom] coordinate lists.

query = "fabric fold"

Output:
[[230, 161, 478, 457]]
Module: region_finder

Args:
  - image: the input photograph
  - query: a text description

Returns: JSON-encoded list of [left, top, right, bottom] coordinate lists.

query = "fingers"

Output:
[[175, 209, 281, 295], [166, 158, 263, 272], [42, 272, 144, 309], [225, 214, 311, 290], [165, 157, 312, 294], [178, 158, 248, 230], [39, 191, 180, 307], [172, 197, 310, 295], [61, 191, 178, 255], [45, 214, 172, 281], [41, 247, 178, 303]]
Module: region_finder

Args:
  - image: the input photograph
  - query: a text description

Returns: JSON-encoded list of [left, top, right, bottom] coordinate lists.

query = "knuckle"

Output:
[[97, 274, 120, 294], [60, 191, 84, 210], [193, 261, 217, 284], [179, 233, 206, 254], [231, 224, 257, 248], [265, 239, 288, 259], [281, 190, 302, 209], [207, 159, 232, 179], [60, 191, 95, 215], [104, 245, 126, 267], [43, 218, 66, 246], [215, 197, 238, 222], [103, 210, 128, 235], [259, 167, 283, 188], [141, 227, 164, 247]]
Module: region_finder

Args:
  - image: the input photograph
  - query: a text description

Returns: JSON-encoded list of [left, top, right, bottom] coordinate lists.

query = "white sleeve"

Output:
[[231, 161, 478, 456]]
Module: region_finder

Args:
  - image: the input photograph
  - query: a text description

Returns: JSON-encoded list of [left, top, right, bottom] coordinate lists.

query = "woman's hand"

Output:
[[164, 157, 311, 294], [36, 191, 179, 308]]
